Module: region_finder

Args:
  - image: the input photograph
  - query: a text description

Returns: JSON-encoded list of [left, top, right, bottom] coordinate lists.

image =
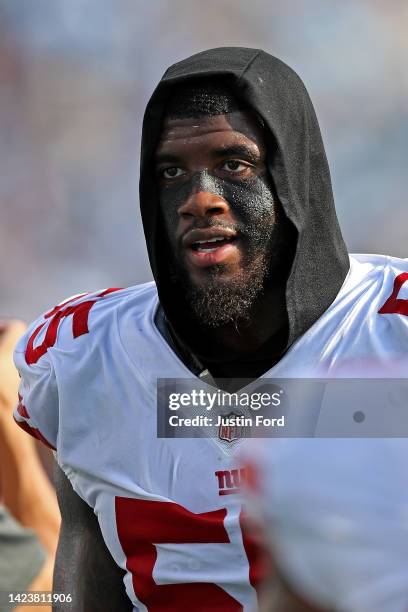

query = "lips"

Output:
[[182, 227, 240, 268]]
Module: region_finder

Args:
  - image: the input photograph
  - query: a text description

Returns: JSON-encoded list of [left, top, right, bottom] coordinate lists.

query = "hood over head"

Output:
[[139, 47, 349, 354]]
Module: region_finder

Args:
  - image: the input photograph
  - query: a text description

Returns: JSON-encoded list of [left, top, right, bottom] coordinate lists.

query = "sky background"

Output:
[[0, 0, 407, 319]]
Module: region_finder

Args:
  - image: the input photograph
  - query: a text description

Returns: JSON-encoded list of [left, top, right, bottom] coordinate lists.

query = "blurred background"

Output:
[[0, 0, 407, 320]]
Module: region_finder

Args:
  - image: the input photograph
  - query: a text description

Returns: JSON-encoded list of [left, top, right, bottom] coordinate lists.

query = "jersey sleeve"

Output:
[[13, 320, 59, 451]]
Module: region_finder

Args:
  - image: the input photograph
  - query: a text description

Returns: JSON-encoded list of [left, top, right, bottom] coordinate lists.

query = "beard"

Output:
[[184, 252, 269, 327], [174, 216, 291, 328]]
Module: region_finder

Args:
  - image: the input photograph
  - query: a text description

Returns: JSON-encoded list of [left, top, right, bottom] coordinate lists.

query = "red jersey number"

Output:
[[115, 498, 265, 611], [25, 288, 121, 365], [378, 272, 408, 317]]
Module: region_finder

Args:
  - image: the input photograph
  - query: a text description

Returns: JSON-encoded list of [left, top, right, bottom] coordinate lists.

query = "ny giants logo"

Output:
[[215, 468, 247, 496]]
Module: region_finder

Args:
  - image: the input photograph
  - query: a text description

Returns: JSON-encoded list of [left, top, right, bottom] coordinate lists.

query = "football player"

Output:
[[13, 47, 408, 611]]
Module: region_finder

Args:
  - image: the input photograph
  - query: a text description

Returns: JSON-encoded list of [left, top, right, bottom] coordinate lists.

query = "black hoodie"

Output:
[[139, 47, 349, 377]]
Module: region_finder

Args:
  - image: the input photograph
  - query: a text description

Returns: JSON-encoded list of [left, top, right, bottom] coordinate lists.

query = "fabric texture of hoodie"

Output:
[[139, 47, 349, 373]]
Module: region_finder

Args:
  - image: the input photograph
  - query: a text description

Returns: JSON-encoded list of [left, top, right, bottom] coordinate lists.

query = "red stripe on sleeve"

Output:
[[13, 415, 56, 451]]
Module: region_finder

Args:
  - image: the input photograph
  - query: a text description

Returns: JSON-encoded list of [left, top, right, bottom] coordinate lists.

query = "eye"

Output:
[[161, 167, 185, 179], [220, 160, 249, 173]]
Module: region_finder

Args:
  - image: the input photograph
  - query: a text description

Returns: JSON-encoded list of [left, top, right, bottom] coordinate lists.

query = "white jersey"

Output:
[[13, 254, 408, 611]]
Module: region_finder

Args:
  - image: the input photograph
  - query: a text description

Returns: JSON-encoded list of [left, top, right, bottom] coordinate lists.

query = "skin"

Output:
[[156, 111, 290, 353], [0, 320, 60, 612], [53, 465, 131, 612]]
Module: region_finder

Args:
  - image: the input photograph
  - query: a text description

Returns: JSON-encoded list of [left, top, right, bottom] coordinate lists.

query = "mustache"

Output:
[[185, 219, 237, 231], [180, 219, 251, 242]]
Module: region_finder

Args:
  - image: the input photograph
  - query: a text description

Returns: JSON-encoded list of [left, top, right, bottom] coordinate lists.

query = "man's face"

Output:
[[155, 111, 286, 326]]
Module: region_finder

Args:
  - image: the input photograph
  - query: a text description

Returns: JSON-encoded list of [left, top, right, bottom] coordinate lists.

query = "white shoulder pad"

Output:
[[13, 288, 125, 450], [14, 316, 59, 450]]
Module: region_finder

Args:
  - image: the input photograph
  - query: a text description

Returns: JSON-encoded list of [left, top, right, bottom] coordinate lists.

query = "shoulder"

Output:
[[13, 282, 158, 450], [351, 252, 407, 269], [331, 254, 408, 372], [345, 254, 408, 312], [15, 282, 158, 367], [349, 252, 408, 278]]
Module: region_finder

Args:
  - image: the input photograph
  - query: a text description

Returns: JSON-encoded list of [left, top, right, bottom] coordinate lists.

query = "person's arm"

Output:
[[53, 464, 132, 612], [0, 320, 61, 612], [0, 320, 60, 554]]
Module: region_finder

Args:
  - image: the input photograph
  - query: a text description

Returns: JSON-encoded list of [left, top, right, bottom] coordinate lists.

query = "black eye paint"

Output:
[[159, 169, 276, 252]]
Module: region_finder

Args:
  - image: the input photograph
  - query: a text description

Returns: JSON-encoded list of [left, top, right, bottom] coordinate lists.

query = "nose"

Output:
[[178, 190, 229, 219]]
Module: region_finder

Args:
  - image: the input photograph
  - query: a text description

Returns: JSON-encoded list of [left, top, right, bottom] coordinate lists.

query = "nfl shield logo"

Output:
[[219, 412, 244, 443]]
